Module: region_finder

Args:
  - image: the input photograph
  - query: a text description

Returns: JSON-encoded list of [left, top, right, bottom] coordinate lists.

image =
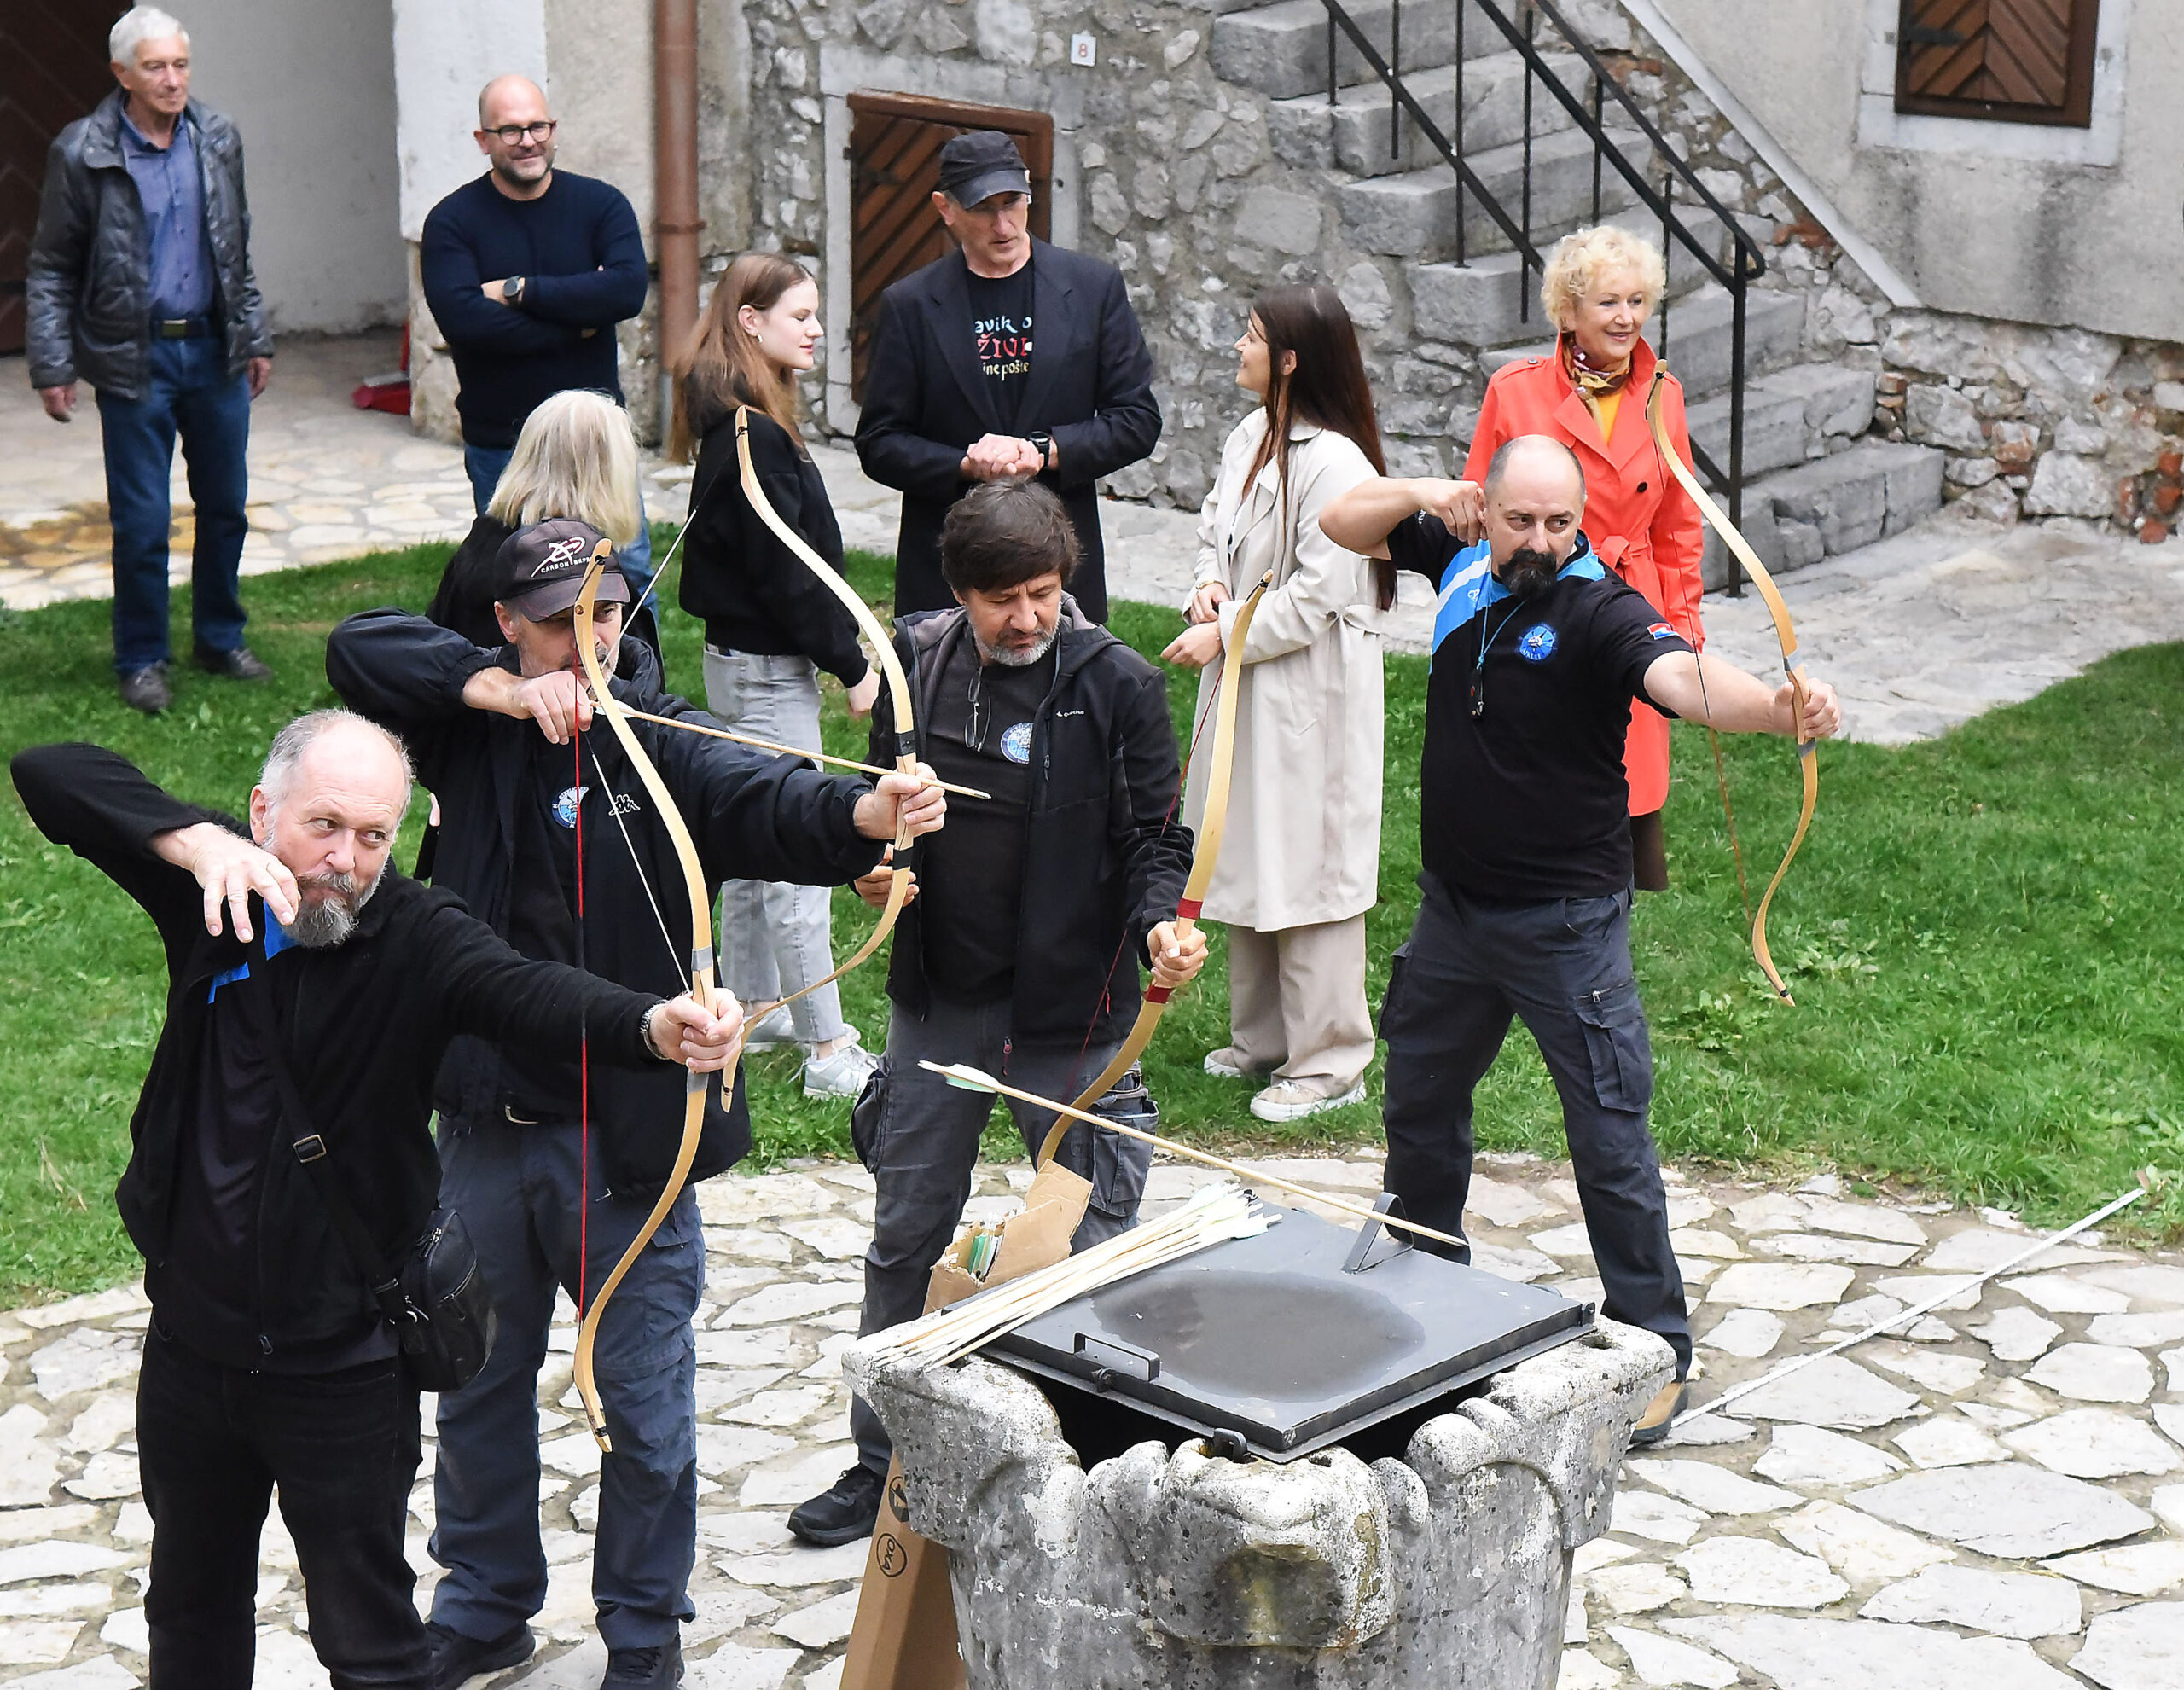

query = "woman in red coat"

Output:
[[1462, 225, 1705, 889]]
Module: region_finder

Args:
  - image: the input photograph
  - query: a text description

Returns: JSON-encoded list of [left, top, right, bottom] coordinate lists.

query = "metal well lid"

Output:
[[987, 1202, 1594, 1461]]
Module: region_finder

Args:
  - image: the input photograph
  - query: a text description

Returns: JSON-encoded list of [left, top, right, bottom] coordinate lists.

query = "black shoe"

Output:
[[601, 1640, 683, 1687], [426, 1620, 534, 1690], [194, 642, 272, 680], [118, 665, 171, 714], [787, 1462, 885, 1547]]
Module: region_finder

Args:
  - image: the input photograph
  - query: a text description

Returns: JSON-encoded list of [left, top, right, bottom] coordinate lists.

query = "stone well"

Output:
[[845, 1320, 1674, 1687]]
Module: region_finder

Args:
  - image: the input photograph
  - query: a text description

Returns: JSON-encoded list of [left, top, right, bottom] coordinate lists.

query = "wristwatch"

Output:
[[1026, 430, 1054, 470], [504, 276, 527, 307]]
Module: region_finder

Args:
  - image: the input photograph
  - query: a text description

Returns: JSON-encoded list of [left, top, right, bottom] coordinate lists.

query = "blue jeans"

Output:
[[96, 335, 251, 672], [465, 441, 654, 602], [428, 1116, 702, 1650]]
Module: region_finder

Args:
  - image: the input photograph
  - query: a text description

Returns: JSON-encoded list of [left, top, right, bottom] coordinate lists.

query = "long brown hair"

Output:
[[669, 252, 814, 462], [1244, 285, 1394, 609]]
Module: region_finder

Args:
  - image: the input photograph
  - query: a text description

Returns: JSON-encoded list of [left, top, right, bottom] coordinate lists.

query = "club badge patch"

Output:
[[1517, 624, 1559, 663], [1000, 721, 1034, 764], [1647, 621, 1677, 640], [553, 785, 588, 828]]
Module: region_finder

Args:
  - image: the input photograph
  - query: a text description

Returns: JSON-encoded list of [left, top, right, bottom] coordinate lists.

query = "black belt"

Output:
[[153, 317, 212, 340]]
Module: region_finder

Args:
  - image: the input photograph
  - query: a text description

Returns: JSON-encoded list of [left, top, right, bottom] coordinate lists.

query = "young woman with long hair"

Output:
[[671, 252, 880, 1098], [1161, 282, 1391, 1123]]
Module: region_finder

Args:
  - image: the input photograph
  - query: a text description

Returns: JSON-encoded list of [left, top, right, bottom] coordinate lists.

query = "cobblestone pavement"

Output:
[[2, 1153, 2179, 1688]]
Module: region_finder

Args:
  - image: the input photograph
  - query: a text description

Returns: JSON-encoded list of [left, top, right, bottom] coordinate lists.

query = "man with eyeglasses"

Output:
[[420, 76, 654, 602], [855, 129, 1161, 624]]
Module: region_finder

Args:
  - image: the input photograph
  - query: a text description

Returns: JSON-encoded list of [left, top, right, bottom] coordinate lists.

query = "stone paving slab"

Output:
[[2, 1153, 2180, 1687]]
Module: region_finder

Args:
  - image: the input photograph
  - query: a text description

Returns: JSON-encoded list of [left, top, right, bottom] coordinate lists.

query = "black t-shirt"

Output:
[[502, 731, 589, 1116], [1387, 515, 1692, 899], [967, 263, 1035, 428], [915, 636, 1051, 1002], [157, 938, 388, 1372]]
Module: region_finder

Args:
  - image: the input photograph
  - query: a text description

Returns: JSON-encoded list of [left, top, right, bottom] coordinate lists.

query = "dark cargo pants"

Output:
[[1380, 874, 1691, 1376]]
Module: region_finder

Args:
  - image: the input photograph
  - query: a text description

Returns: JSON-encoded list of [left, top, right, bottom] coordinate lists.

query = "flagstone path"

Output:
[[1, 1152, 2179, 1689]]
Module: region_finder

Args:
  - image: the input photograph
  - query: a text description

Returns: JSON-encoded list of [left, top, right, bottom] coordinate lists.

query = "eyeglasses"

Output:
[[488, 120, 557, 145]]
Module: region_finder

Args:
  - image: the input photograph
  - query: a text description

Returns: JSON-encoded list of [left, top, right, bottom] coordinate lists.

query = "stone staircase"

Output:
[[1210, 0, 1944, 584]]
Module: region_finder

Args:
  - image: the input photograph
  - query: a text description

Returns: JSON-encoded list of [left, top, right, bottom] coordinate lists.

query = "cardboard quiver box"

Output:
[[839, 1159, 1093, 1690]]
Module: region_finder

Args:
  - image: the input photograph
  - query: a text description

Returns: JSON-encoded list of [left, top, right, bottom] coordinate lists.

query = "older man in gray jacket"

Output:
[[26, 6, 275, 714]]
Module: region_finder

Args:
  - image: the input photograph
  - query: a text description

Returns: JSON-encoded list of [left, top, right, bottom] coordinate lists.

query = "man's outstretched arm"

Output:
[[1642, 651, 1841, 741]]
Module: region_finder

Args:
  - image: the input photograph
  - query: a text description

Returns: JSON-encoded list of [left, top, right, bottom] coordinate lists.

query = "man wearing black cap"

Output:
[[855, 129, 1161, 624], [327, 520, 947, 1690]]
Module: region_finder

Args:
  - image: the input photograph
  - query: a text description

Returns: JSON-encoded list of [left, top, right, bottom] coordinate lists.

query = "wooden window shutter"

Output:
[[1896, 0, 2100, 127]]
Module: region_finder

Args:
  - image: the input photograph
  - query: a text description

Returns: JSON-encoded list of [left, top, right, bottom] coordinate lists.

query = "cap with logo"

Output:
[[491, 519, 631, 619], [936, 130, 1031, 209]]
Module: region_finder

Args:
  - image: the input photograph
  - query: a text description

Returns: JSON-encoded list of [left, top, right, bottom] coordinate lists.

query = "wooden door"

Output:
[[2, 3, 125, 357], [1896, 0, 2100, 127], [846, 92, 1053, 402]]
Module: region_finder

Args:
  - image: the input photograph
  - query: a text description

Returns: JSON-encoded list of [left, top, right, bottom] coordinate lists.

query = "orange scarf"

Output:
[[1564, 339, 1631, 444]]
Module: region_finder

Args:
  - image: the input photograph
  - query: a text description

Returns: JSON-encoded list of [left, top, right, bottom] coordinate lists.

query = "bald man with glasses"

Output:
[[420, 75, 655, 602]]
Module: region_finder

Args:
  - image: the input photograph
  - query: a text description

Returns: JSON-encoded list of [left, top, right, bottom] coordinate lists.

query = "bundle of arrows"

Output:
[[860, 1182, 1278, 1370]]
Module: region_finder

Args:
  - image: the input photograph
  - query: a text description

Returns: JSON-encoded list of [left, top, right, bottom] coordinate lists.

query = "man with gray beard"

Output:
[[789, 478, 1208, 1545], [9, 713, 742, 1690]]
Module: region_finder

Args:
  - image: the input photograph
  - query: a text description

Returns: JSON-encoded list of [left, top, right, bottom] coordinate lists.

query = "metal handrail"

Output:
[[1319, 0, 1766, 586], [1321, 0, 1545, 276]]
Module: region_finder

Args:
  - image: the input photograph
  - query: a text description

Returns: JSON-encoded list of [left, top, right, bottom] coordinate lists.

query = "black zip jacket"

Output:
[[327, 609, 886, 1191], [10, 743, 668, 1370], [678, 407, 869, 688], [870, 600, 1191, 1043]]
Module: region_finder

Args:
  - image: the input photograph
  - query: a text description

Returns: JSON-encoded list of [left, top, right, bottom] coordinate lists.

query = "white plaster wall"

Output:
[[183, 0, 405, 333], [392, 0, 548, 241], [1646, 0, 2184, 343]]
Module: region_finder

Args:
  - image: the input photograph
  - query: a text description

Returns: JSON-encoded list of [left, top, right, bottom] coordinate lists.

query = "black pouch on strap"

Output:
[[290, 1135, 498, 1393]]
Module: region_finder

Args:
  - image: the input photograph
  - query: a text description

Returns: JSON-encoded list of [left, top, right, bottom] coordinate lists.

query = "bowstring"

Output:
[[584, 733, 685, 983]]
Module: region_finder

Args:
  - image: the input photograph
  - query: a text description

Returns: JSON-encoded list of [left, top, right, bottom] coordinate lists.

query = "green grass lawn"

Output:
[[2, 535, 2180, 1299]]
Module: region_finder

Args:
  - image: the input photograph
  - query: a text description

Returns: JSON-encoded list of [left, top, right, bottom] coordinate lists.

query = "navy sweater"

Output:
[[419, 171, 648, 448]]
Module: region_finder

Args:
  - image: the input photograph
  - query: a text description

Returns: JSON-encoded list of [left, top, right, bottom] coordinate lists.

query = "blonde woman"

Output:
[[1462, 224, 1704, 889], [1161, 284, 1390, 1123], [427, 387, 647, 653], [669, 253, 878, 1098]]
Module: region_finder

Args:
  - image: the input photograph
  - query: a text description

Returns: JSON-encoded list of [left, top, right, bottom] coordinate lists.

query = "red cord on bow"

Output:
[[572, 723, 590, 1318]]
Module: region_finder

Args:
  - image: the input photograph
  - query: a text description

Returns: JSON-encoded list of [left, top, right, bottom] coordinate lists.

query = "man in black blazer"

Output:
[[855, 131, 1161, 624]]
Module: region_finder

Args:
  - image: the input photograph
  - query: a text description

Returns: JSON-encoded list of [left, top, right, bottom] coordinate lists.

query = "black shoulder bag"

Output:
[[251, 986, 497, 1391]]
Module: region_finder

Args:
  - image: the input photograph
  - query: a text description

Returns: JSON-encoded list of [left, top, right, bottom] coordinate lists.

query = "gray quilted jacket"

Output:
[[25, 91, 271, 398]]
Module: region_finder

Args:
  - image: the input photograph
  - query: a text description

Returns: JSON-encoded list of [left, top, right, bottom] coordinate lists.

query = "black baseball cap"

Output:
[[937, 131, 1031, 207], [491, 520, 631, 619]]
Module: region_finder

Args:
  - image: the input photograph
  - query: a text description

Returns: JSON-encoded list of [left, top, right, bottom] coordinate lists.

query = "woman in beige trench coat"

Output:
[[1162, 284, 1392, 1123]]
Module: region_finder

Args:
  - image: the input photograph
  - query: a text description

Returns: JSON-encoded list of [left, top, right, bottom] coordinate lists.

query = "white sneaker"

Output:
[[1248, 1078, 1367, 1124], [741, 1006, 798, 1051], [803, 1035, 878, 1099], [1204, 1047, 1251, 1080]]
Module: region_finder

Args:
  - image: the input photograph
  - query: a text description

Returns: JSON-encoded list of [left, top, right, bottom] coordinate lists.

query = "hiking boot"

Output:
[[601, 1639, 683, 1687], [787, 1462, 884, 1547], [1629, 1379, 1687, 1448], [1248, 1077, 1367, 1124], [118, 665, 171, 714], [426, 1620, 533, 1690], [803, 1034, 878, 1099], [194, 642, 272, 680]]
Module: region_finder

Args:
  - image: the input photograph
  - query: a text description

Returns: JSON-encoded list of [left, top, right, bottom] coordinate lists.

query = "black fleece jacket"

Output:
[[327, 609, 886, 1190], [678, 407, 869, 687], [10, 742, 668, 1371], [871, 600, 1192, 1043]]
